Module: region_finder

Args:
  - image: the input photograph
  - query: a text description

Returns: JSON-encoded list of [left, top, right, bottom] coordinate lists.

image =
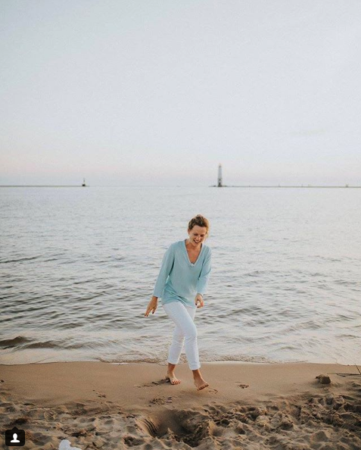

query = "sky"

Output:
[[1, 0, 361, 186]]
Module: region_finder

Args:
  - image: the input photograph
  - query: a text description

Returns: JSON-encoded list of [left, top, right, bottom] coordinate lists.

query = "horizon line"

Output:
[[1, 184, 361, 189]]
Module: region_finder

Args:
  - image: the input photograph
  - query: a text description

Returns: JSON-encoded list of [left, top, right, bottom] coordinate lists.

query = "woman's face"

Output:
[[187, 225, 208, 246]]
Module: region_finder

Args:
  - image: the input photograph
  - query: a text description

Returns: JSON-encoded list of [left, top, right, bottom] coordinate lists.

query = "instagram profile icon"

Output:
[[5, 427, 25, 446]]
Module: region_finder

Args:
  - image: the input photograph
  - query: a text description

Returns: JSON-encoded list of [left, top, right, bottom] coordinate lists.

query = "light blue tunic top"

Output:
[[153, 240, 212, 309]]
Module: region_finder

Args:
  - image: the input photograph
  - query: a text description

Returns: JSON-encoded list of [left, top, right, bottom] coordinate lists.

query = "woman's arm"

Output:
[[145, 244, 175, 316], [196, 249, 212, 298], [153, 244, 175, 298]]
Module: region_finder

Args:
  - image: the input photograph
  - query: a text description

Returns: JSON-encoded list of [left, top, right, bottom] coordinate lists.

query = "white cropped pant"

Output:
[[163, 301, 200, 370]]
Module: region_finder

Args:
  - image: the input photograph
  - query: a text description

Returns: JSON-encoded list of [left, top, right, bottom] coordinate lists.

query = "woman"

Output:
[[145, 214, 212, 391]]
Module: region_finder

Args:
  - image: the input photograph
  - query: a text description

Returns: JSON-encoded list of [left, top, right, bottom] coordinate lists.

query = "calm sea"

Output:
[[0, 186, 360, 366]]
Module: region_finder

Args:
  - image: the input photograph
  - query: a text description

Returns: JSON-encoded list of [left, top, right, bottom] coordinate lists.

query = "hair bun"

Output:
[[188, 215, 210, 233]]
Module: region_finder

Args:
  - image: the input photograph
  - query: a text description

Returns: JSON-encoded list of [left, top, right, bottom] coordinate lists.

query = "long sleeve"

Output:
[[153, 244, 175, 298], [196, 248, 212, 295]]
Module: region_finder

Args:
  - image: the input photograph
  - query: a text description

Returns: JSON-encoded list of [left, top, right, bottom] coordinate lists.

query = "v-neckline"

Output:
[[183, 239, 203, 265]]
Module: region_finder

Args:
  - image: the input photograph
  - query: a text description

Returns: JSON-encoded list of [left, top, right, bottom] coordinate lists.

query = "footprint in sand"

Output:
[[92, 390, 106, 398], [135, 380, 169, 388], [208, 388, 218, 394], [149, 396, 173, 406], [237, 383, 249, 389], [149, 397, 165, 406]]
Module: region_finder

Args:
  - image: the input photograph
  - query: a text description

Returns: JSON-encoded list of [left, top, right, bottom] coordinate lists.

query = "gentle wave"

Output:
[[0, 336, 31, 348], [0, 256, 41, 264]]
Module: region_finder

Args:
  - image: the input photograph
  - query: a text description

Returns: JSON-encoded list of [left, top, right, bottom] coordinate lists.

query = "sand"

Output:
[[0, 361, 361, 449]]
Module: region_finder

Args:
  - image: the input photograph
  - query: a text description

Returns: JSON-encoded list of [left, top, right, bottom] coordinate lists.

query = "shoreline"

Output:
[[1, 361, 360, 449], [2, 355, 359, 367]]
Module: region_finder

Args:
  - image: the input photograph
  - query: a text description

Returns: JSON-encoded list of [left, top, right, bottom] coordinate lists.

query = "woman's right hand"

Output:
[[145, 296, 158, 316]]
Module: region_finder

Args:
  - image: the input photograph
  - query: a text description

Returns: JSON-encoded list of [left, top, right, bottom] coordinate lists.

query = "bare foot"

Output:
[[165, 372, 181, 385], [194, 376, 209, 391]]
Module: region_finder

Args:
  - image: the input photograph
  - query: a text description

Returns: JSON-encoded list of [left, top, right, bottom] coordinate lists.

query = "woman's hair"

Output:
[[188, 214, 210, 233]]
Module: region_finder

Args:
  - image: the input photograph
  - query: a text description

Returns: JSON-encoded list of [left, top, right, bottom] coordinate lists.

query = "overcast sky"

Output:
[[1, 0, 360, 186]]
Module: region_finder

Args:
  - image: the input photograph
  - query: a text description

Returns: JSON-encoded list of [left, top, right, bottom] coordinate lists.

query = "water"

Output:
[[0, 186, 360, 366]]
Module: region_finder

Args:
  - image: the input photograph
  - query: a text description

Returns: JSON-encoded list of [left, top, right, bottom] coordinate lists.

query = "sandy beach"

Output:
[[0, 361, 360, 449]]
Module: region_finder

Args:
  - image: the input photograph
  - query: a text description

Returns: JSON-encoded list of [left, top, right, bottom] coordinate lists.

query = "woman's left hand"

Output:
[[195, 294, 204, 308]]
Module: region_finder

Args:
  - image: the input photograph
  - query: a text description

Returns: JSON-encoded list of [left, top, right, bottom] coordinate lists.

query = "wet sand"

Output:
[[0, 361, 361, 449]]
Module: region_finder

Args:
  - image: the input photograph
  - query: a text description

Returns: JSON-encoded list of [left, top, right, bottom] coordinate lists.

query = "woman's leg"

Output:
[[167, 305, 196, 367], [166, 321, 184, 385], [192, 368, 209, 391], [163, 302, 209, 390], [163, 302, 200, 370]]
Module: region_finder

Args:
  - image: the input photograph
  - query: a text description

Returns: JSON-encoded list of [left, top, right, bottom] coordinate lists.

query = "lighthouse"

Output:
[[217, 164, 223, 187]]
